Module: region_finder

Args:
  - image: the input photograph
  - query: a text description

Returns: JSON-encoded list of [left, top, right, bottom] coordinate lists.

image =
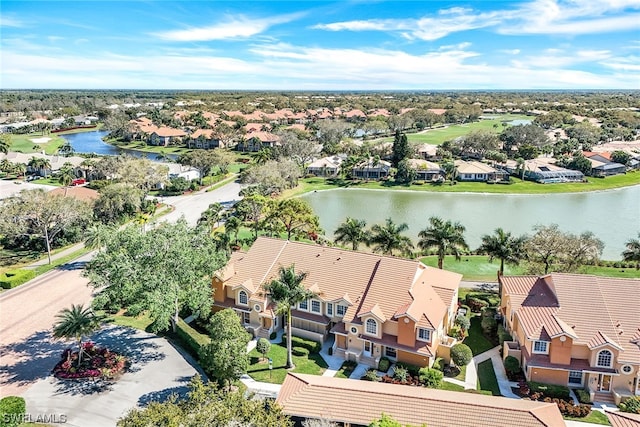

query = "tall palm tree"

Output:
[[334, 217, 368, 250], [58, 165, 75, 196], [263, 265, 316, 369], [254, 148, 272, 165], [369, 218, 414, 256], [622, 233, 640, 270], [224, 215, 242, 245], [198, 203, 224, 233], [84, 224, 115, 251], [478, 228, 527, 292], [418, 216, 469, 269], [52, 304, 103, 367]]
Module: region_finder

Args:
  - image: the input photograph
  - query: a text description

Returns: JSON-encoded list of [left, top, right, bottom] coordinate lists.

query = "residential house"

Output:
[[149, 127, 187, 146], [417, 143, 440, 161], [165, 163, 201, 182], [606, 410, 640, 427], [454, 160, 509, 182], [277, 373, 566, 427], [407, 159, 444, 181], [49, 186, 99, 201], [306, 155, 344, 177], [583, 152, 626, 177], [238, 130, 280, 152], [500, 274, 640, 404], [2, 152, 85, 178], [352, 158, 391, 180], [212, 237, 461, 369], [188, 129, 223, 149], [504, 158, 584, 183]]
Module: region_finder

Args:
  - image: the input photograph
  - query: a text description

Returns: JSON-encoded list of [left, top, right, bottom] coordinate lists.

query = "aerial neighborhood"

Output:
[[1, 1, 640, 426]]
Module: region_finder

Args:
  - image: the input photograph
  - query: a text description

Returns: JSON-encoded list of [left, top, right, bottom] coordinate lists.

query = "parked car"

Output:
[[72, 178, 86, 186]]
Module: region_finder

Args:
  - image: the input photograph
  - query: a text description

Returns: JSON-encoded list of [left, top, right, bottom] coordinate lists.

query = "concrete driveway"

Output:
[[22, 326, 201, 427], [0, 180, 56, 199]]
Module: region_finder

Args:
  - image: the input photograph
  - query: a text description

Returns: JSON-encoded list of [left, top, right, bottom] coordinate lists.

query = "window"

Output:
[[326, 303, 333, 316], [242, 312, 250, 324], [299, 300, 308, 311], [350, 326, 358, 334], [568, 370, 583, 385], [621, 365, 633, 375], [238, 290, 248, 305], [597, 350, 612, 368], [365, 318, 378, 335], [311, 300, 321, 314], [533, 341, 549, 354], [336, 304, 347, 316], [417, 328, 431, 342], [385, 347, 397, 359]]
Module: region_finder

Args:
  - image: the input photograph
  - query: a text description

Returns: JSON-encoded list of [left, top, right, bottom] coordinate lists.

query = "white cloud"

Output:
[[499, 49, 521, 55], [600, 55, 640, 71], [0, 16, 24, 28], [154, 12, 304, 41]]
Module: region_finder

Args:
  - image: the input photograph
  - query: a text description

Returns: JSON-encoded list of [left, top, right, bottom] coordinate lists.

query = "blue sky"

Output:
[[1, 1, 639, 89]]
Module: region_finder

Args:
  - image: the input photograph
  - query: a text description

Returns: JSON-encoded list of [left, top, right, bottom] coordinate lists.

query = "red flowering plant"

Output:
[[52, 341, 127, 380]]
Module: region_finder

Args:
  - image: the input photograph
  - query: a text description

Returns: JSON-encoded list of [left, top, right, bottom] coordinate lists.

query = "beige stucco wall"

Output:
[[530, 367, 568, 385], [397, 350, 430, 368], [549, 336, 573, 365]]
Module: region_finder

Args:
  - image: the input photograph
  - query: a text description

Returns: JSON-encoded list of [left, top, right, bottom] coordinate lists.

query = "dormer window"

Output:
[[596, 349, 612, 368], [417, 328, 431, 342], [311, 300, 321, 314], [533, 340, 549, 354], [336, 304, 347, 317], [365, 318, 378, 335], [238, 290, 248, 306], [299, 300, 308, 311]]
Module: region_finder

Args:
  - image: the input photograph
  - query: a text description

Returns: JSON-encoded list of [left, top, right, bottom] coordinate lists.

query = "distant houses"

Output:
[[306, 155, 344, 177], [504, 159, 584, 183], [454, 160, 509, 182]]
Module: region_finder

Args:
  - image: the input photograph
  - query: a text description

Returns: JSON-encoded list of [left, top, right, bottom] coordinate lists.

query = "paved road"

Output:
[[0, 180, 243, 398]]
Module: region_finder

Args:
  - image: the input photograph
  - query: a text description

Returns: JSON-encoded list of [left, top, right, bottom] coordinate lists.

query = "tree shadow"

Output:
[[137, 376, 194, 407], [55, 261, 88, 271]]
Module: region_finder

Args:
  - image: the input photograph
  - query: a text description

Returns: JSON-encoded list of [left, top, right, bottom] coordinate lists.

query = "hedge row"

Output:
[[176, 318, 211, 357], [0, 269, 36, 289], [528, 381, 570, 399], [0, 396, 26, 427], [281, 335, 321, 353]]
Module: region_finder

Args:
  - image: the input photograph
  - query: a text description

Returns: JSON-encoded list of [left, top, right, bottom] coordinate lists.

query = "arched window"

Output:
[[597, 349, 612, 367], [238, 290, 248, 305], [366, 318, 378, 335]]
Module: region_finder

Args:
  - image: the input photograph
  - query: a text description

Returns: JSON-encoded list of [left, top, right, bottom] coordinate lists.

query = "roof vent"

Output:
[[337, 257, 341, 261]]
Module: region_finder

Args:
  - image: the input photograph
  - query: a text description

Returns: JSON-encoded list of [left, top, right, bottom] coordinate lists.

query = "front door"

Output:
[[364, 341, 372, 357], [598, 374, 612, 392]]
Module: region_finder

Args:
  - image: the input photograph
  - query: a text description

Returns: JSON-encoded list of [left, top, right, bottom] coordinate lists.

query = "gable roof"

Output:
[[606, 410, 640, 427], [501, 274, 640, 361], [276, 373, 565, 427]]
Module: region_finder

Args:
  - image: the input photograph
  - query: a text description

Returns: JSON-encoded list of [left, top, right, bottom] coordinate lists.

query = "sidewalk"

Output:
[[473, 346, 520, 398], [22, 242, 86, 269]]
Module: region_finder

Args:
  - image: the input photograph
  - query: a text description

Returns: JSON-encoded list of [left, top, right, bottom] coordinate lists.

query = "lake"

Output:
[[61, 130, 177, 160], [301, 186, 640, 260]]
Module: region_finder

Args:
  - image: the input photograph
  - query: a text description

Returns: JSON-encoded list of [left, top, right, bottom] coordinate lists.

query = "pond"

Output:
[[301, 186, 640, 260], [61, 131, 177, 160]]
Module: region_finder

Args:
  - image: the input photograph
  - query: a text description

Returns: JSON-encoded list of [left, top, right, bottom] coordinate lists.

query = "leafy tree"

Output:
[[478, 228, 527, 280], [240, 159, 301, 195], [451, 343, 473, 366], [611, 150, 631, 166], [274, 131, 321, 168], [178, 151, 219, 185], [369, 218, 414, 256], [0, 189, 92, 264], [256, 337, 271, 362], [391, 130, 410, 167], [395, 159, 416, 184], [93, 183, 143, 224], [117, 157, 169, 195], [198, 203, 224, 232], [117, 376, 292, 427], [565, 153, 592, 175], [0, 133, 12, 154], [499, 124, 548, 156], [263, 265, 316, 369], [457, 130, 499, 159], [418, 216, 469, 269], [232, 191, 269, 238], [370, 413, 416, 427], [334, 217, 368, 250], [315, 120, 353, 154], [85, 221, 226, 333], [199, 309, 251, 386], [622, 234, 640, 270], [52, 304, 103, 367], [265, 198, 320, 240]]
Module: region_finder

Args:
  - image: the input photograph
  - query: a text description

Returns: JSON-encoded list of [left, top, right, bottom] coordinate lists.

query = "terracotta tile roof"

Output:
[[191, 128, 217, 139], [501, 274, 640, 363], [607, 410, 640, 427], [245, 130, 279, 143], [49, 186, 99, 201], [153, 127, 187, 137], [276, 373, 566, 427]]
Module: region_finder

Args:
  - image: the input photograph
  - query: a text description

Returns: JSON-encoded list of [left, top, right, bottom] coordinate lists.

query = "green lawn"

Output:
[[453, 364, 467, 381], [31, 177, 63, 186], [247, 342, 328, 384], [335, 361, 357, 379], [104, 311, 155, 331], [439, 381, 466, 392], [8, 132, 67, 154], [463, 316, 495, 356], [477, 359, 501, 396], [564, 410, 610, 425]]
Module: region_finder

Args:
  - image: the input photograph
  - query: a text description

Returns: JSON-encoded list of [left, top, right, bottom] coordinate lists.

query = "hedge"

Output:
[[0, 269, 36, 289], [497, 324, 512, 345], [378, 357, 390, 373], [281, 335, 321, 353], [574, 389, 592, 404], [291, 346, 309, 356], [528, 381, 570, 399], [176, 318, 211, 357], [0, 396, 26, 427], [619, 396, 640, 414]]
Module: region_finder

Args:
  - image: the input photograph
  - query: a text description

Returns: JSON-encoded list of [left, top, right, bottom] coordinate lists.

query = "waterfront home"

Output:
[[238, 130, 280, 152], [407, 158, 444, 181], [417, 143, 440, 161], [188, 129, 223, 149], [504, 158, 584, 183], [582, 152, 627, 177], [149, 127, 188, 147], [352, 158, 391, 180], [2, 152, 85, 178], [454, 160, 509, 182], [306, 155, 344, 177], [212, 237, 461, 369], [500, 273, 640, 405], [277, 373, 566, 427]]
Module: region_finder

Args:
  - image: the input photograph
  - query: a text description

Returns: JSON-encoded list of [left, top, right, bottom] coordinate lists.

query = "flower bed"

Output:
[[514, 380, 591, 418], [52, 342, 126, 380]]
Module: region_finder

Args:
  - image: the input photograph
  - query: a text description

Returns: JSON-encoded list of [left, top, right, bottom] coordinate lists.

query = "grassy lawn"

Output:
[[463, 316, 495, 356], [33, 247, 92, 276], [477, 359, 501, 396], [564, 410, 610, 425], [247, 342, 328, 384], [30, 177, 63, 186], [103, 311, 155, 331], [335, 361, 357, 379], [453, 364, 467, 381], [439, 380, 466, 392], [8, 133, 67, 154]]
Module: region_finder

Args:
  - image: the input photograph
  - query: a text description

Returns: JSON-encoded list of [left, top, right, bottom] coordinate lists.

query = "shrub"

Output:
[[393, 366, 409, 383], [363, 369, 381, 382], [620, 396, 640, 414], [269, 332, 277, 340], [0, 396, 26, 427], [528, 381, 570, 399], [497, 324, 512, 345], [455, 314, 471, 332], [292, 346, 309, 356], [378, 357, 390, 373], [504, 356, 520, 375], [574, 389, 592, 404], [448, 325, 464, 340], [282, 336, 321, 353], [176, 318, 211, 357], [451, 343, 473, 367], [0, 269, 36, 289], [418, 367, 443, 388], [466, 296, 488, 312], [256, 338, 271, 360], [432, 357, 445, 371], [541, 397, 591, 417]]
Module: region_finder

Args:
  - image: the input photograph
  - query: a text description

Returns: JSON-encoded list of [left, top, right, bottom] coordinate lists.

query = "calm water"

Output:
[[301, 186, 640, 260], [61, 131, 177, 160]]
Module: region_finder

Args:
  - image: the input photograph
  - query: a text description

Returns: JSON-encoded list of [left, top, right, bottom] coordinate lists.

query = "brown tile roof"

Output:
[[154, 127, 187, 137], [245, 130, 279, 143], [607, 410, 640, 427], [501, 274, 640, 363], [276, 373, 566, 427], [49, 186, 99, 201], [191, 128, 217, 139]]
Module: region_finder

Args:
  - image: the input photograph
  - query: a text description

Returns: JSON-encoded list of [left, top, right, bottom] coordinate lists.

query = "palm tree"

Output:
[[418, 216, 469, 269], [58, 142, 74, 157], [254, 148, 272, 165], [84, 224, 115, 250], [369, 218, 414, 256], [516, 157, 526, 180], [334, 217, 368, 250], [263, 265, 316, 369], [224, 215, 242, 246], [0, 133, 11, 154], [0, 159, 12, 173], [622, 234, 640, 270], [478, 228, 527, 290], [198, 203, 224, 232], [52, 304, 103, 367], [58, 165, 75, 196]]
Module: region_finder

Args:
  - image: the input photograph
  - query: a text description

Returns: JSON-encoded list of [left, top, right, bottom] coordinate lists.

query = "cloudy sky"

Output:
[[1, 0, 639, 89]]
